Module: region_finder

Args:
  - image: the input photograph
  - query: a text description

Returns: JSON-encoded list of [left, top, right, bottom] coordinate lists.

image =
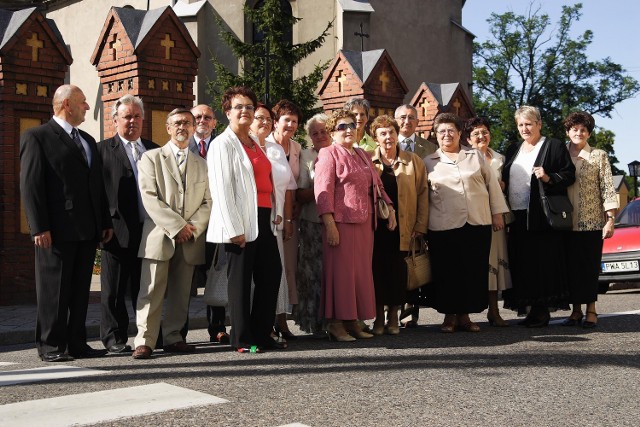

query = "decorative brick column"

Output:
[[317, 49, 407, 118], [0, 7, 72, 304], [91, 6, 200, 144], [410, 82, 475, 140]]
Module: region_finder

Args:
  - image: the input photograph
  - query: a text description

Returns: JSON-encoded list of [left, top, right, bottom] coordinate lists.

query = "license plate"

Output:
[[602, 260, 639, 272]]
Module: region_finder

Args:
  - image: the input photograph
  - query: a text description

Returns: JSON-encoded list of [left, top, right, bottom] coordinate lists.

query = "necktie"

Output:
[[404, 139, 413, 152], [71, 128, 88, 164], [176, 150, 186, 181], [199, 140, 207, 158], [130, 141, 140, 162]]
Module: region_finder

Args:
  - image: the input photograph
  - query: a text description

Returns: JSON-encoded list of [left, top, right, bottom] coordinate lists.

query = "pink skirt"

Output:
[[320, 213, 376, 320]]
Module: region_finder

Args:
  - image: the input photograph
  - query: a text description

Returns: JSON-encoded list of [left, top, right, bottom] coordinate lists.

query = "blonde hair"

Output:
[[514, 105, 541, 123]]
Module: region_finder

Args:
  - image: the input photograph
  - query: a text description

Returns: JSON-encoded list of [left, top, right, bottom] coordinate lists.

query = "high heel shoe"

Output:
[[274, 324, 297, 340], [344, 320, 374, 339], [487, 313, 509, 327], [582, 311, 598, 329], [327, 322, 356, 342], [561, 312, 583, 327]]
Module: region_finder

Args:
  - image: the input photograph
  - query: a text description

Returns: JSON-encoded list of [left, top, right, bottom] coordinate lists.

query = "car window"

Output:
[[616, 200, 640, 226]]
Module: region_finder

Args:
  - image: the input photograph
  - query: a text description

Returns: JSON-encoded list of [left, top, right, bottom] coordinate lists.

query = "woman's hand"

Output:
[[326, 222, 339, 247], [273, 215, 282, 225], [387, 210, 397, 231], [230, 234, 246, 248], [602, 218, 615, 239], [411, 231, 424, 239], [492, 213, 504, 231], [532, 166, 550, 183]]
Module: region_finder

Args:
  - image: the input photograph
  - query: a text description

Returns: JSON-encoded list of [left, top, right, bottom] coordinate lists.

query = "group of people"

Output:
[[19, 84, 618, 362]]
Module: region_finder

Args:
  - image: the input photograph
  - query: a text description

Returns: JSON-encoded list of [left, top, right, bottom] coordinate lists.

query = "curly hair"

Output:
[[325, 109, 356, 133], [221, 86, 258, 112], [370, 114, 400, 138], [433, 113, 462, 132], [563, 111, 595, 133], [464, 117, 491, 135]]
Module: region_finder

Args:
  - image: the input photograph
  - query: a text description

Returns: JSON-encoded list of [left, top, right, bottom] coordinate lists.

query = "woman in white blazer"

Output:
[[207, 87, 283, 353]]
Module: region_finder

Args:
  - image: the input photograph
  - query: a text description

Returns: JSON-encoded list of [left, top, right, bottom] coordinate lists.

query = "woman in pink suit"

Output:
[[314, 110, 397, 342]]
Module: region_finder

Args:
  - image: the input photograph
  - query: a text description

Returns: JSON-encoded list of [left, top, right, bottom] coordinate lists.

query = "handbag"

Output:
[[405, 235, 432, 290], [203, 244, 229, 307], [355, 147, 391, 219], [537, 141, 573, 231], [503, 197, 515, 225]]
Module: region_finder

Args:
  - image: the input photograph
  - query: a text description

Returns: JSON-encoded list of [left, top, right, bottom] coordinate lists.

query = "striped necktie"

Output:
[[404, 139, 413, 152], [71, 128, 88, 164], [176, 150, 186, 181]]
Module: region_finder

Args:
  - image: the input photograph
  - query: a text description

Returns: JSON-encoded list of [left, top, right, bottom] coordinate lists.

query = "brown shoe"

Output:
[[132, 345, 152, 359], [163, 341, 196, 353]]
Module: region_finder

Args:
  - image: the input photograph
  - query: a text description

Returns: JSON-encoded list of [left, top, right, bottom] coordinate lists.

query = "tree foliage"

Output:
[[472, 2, 639, 157], [207, 0, 332, 133]]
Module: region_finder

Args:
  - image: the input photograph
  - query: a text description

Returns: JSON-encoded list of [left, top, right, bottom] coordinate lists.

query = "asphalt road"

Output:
[[1, 288, 639, 427]]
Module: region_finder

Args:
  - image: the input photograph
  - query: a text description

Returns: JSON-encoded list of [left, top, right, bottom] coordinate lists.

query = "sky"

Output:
[[462, 0, 640, 172]]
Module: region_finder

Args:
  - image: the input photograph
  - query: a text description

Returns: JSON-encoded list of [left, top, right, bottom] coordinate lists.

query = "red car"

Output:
[[599, 198, 640, 293]]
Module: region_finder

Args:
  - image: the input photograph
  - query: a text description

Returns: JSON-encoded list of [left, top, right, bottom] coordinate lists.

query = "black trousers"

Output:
[[35, 240, 97, 356], [99, 244, 141, 348], [225, 208, 282, 349]]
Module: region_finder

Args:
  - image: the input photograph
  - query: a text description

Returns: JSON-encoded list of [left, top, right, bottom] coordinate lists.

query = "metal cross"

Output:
[[354, 22, 369, 51]]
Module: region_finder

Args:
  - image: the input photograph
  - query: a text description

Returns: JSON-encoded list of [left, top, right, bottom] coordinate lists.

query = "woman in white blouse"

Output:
[[424, 113, 508, 333]]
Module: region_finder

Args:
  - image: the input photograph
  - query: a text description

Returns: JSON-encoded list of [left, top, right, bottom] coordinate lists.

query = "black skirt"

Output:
[[427, 223, 491, 314], [503, 210, 570, 310], [566, 231, 603, 304]]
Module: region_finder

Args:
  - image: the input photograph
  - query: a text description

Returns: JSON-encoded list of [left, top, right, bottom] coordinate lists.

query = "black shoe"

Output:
[[526, 314, 550, 328], [107, 344, 133, 353], [40, 352, 74, 362], [561, 313, 583, 327], [70, 347, 108, 359], [583, 311, 598, 329], [261, 337, 288, 350]]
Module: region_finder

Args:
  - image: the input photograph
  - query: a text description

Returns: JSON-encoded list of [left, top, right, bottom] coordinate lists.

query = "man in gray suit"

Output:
[[395, 104, 438, 159], [97, 95, 159, 354], [132, 108, 212, 359]]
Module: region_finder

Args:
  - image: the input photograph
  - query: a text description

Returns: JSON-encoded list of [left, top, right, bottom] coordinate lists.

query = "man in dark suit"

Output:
[[20, 84, 113, 362], [97, 95, 159, 353], [395, 104, 438, 159], [187, 104, 229, 344]]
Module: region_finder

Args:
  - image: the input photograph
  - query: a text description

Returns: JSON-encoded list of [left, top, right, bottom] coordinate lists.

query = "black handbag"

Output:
[[537, 141, 573, 231]]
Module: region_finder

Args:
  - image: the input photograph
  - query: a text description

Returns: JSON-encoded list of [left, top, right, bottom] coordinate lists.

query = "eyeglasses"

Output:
[[231, 104, 255, 111], [436, 129, 458, 136], [334, 122, 356, 131], [254, 115, 273, 123], [396, 115, 417, 121], [194, 115, 214, 121], [469, 130, 490, 138], [170, 120, 193, 128]]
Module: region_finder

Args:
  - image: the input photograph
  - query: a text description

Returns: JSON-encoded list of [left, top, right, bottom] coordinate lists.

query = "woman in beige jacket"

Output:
[[370, 115, 429, 335], [424, 113, 508, 333]]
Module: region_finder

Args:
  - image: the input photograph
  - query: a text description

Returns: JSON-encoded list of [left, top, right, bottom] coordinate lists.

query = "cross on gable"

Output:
[[160, 34, 175, 60], [452, 98, 461, 115], [419, 98, 430, 117], [379, 70, 390, 93], [336, 70, 347, 92], [109, 36, 122, 60], [26, 32, 43, 62]]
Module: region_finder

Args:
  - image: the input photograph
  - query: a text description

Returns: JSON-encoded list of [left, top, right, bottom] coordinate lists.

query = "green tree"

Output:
[[207, 0, 332, 133], [592, 128, 624, 175], [472, 2, 639, 157]]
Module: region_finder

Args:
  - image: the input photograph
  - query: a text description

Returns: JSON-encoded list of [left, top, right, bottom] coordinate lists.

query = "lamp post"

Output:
[[628, 160, 640, 199]]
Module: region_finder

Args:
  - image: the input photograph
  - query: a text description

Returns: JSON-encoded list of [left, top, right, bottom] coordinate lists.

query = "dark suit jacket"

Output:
[[414, 135, 438, 159], [20, 118, 112, 242], [188, 135, 214, 157], [97, 135, 159, 249], [502, 137, 575, 231]]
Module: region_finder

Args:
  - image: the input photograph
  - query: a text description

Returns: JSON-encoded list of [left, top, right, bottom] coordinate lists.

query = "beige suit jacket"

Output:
[[137, 144, 212, 264]]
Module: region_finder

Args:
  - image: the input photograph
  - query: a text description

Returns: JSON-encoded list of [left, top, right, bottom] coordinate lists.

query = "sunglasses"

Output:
[[334, 122, 356, 131]]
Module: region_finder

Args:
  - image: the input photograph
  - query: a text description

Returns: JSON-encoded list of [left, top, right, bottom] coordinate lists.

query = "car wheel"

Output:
[[598, 283, 610, 294]]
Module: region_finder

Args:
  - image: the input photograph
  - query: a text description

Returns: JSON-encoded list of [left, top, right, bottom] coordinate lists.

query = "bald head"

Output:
[[52, 84, 89, 127]]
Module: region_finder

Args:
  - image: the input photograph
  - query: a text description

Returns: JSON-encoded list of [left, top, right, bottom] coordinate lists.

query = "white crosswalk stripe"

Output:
[[0, 365, 105, 387], [0, 382, 227, 426]]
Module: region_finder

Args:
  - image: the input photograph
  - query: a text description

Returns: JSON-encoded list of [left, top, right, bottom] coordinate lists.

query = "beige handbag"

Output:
[[405, 235, 432, 290]]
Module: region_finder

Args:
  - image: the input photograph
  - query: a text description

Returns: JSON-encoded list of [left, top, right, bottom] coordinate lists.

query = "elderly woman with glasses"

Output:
[[207, 86, 282, 353], [424, 113, 508, 333], [314, 109, 397, 342], [465, 117, 512, 327]]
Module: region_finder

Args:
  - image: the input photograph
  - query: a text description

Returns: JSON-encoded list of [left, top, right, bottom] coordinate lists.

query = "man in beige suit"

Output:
[[132, 108, 212, 359], [395, 104, 438, 159]]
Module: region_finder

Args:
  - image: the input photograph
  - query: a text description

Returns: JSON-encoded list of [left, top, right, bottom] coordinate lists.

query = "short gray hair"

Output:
[[112, 94, 145, 119], [394, 104, 417, 118], [304, 113, 328, 134], [514, 105, 541, 124], [343, 97, 370, 117]]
